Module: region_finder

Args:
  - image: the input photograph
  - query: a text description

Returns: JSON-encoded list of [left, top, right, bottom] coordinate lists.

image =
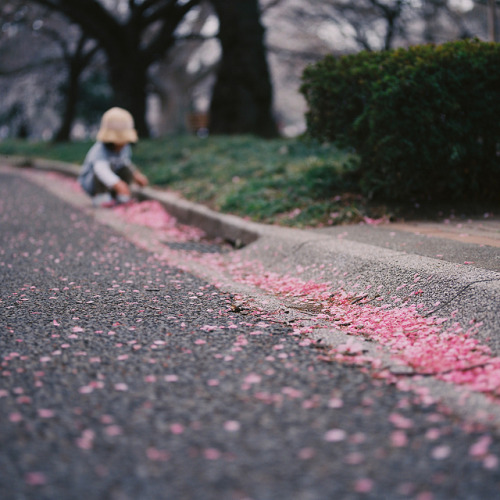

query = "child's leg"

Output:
[[92, 165, 134, 206], [113, 167, 134, 204], [92, 176, 109, 195], [91, 161, 120, 206], [91, 176, 115, 207]]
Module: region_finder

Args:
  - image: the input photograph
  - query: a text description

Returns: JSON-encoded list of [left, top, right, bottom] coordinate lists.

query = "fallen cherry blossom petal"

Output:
[[170, 423, 184, 434], [146, 447, 170, 462], [483, 454, 499, 470], [223, 420, 241, 432], [105, 425, 123, 436], [469, 435, 492, 457], [389, 413, 413, 429], [324, 429, 347, 442], [354, 478, 374, 493], [327, 398, 344, 409], [431, 445, 451, 460], [390, 430, 408, 447], [298, 447, 315, 460], [37, 409, 55, 418], [203, 448, 221, 460], [25, 472, 47, 486]]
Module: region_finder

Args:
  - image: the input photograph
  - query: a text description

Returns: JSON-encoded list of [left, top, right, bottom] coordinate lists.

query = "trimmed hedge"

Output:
[[301, 40, 500, 201]]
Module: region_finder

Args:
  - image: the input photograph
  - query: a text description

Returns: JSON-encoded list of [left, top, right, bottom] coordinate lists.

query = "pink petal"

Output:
[[324, 429, 347, 442]]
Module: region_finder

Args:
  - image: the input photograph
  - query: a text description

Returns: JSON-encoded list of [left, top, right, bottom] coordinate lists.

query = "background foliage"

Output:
[[0, 135, 370, 227]]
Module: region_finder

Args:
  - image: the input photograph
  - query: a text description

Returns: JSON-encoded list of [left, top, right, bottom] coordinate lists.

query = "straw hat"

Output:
[[96, 107, 138, 144]]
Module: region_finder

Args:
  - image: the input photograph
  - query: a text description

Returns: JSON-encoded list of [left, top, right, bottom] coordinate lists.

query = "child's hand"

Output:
[[133, 171, 149, 187], [113, 180, 131, 196]]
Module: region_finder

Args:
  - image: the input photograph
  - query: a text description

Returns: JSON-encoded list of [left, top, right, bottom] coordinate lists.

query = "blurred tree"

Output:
[[487, 0, 498, 40], [1, 0, 493, 139], [150, 1, 219, 135], [0, 2, 63, 138], [28, 0, 200, 137], [43, 30, 100, 142], [294, 0, 477, 52], [209, 0, 278, 137], [0, 2, 107, 140], [334, 0, 409, 50], [75, 71, 114, 129]]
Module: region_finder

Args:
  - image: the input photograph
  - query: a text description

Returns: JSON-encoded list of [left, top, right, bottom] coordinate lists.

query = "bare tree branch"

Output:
[[261, 0, 283, 14], [144, 0, 200, 64], [29, 0, 126, 53], [0, 57, 62, 77]]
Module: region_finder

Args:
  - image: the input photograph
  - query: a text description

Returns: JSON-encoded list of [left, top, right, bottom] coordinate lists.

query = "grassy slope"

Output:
[[0, 136, 383, 227]]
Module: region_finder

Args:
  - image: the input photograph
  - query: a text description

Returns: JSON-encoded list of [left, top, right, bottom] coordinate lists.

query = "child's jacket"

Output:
[[79, 142, 133, 195]]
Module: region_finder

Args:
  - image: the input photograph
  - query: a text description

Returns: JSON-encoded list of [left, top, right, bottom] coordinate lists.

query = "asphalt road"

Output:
[[1, 168, 500, 500]]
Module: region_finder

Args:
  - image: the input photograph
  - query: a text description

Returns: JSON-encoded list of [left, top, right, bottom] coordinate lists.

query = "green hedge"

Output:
[[301, 40, 500, 201]]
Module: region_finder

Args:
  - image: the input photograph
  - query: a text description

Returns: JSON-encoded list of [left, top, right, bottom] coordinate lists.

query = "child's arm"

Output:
[[112, 168, 148, 197]]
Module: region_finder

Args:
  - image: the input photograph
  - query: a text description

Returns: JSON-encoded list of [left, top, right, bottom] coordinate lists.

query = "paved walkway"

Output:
[[1, 162, 500, 500], [387, 218, 500, 248]]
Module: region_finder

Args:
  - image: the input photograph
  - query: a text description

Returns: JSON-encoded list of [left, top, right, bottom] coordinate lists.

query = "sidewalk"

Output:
[[5, 160, 500, 500], [4, 158, 500, 427], [6, 156, 499, 332]]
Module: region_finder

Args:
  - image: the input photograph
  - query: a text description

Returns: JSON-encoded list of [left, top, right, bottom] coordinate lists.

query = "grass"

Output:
[[0, 135, 388, 227]]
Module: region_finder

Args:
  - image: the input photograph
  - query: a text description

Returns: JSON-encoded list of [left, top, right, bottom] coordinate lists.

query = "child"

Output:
[[79, 107, 149, 207]]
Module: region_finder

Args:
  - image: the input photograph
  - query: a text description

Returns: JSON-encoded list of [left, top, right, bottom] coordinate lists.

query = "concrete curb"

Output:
[[135, 187, 262, 247], [2, 154, 262, 246], [5, 156, 500, 429], [2, 155, 303, 246], [1, 154, 81, 177], [6, 156, 499, 347]]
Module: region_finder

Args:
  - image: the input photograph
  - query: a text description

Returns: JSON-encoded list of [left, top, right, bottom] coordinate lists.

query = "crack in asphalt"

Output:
[[424, 278, 500, 318]]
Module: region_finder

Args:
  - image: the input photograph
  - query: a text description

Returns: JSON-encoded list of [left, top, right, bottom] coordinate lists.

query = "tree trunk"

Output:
[[108, 53, 150, 138], [209, 0, 278, 137], [53, 63, 80, 142], [488, 0, 497, 42], [53, 34, 99, 142]]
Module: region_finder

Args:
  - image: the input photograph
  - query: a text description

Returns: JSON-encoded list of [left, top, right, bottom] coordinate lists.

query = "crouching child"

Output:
[[79, 107, 149, 207]]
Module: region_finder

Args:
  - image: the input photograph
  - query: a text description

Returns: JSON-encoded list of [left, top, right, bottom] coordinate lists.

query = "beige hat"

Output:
[[96, 107, 138, 144]]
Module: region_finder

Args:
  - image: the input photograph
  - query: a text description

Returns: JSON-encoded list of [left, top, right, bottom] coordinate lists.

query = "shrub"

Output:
[[301, 39, 500, 202]]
